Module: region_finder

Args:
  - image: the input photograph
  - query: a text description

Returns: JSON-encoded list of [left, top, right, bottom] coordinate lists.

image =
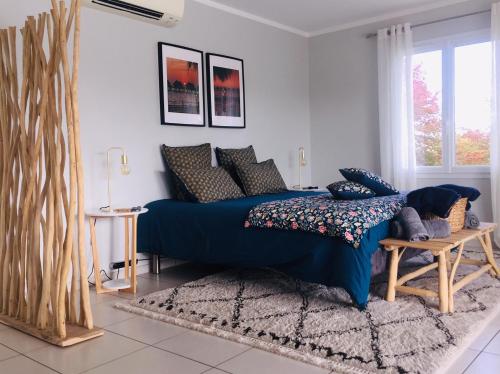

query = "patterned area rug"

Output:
[[115, 248, 500, 374]]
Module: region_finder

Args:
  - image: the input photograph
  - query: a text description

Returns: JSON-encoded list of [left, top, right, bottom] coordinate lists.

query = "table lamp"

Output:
[[101, 147, 130, 212], [292, 147, 307, 189]]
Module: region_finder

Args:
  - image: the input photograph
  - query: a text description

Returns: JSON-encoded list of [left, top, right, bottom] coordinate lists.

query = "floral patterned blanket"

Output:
[[245, 194, 405, 248]]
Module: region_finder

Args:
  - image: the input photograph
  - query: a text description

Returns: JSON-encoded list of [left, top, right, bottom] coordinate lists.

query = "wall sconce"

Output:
[[101, 147, 130, 212]]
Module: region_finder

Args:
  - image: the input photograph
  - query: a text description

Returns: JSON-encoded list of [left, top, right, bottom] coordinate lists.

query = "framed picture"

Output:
[[158, 42, 205, 126], [206, 53, 245, 128]]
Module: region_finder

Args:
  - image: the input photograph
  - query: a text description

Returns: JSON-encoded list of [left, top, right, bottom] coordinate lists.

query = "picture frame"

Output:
[[206, 53, 246, 129], [158, 42, 205, 127]]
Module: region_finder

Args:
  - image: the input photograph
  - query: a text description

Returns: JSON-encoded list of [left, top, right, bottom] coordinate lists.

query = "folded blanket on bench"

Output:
[[422, 220, 451, 239], [394, 207, 429, 242], [390, 207, 451, 241], [406, 187, 461, 218], [465, 210, 480, 229], [438, 184, 480, 210]]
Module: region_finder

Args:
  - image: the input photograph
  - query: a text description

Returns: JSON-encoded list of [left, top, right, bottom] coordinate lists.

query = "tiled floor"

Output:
[[0, 262, 499, 374]]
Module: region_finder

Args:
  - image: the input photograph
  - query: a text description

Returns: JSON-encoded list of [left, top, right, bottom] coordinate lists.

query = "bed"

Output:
[[137, 191, 404, 308]]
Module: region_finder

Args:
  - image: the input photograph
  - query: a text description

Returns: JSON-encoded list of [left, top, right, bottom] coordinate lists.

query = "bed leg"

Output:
[[152, 254, 161, 274]]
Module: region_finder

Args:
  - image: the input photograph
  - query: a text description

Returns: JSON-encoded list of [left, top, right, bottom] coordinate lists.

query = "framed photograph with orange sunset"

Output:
[[158, 42, 205, 126], [206, 53, 245, 128]]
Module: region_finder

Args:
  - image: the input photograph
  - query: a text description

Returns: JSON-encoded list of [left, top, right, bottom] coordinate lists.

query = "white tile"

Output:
[[443, 349, 480, 374], [89, 290, 122, 305], [464, 352, 500, 374], [91, 300, 136, 327], [26, 331, 146, 374], [0, 326, 49, 353], [105, 316, 188, 344], [155, 330, 249, 366], [203, 369, 231, 374], [84, 346, 210, 374], [468, 327, 499, 351], [0, 355, 57, 373], [484, 332, 500, 355], [218, 348, 330, 374], [112, 277, 173, 300], [0, 343, 18, 361]]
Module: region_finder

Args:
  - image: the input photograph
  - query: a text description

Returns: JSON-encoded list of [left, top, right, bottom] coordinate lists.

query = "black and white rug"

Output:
[[115, 248, 500, 374]]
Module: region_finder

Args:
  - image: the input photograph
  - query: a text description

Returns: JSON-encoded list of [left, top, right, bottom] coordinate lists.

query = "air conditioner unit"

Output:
[[83, 0, 184, 26]]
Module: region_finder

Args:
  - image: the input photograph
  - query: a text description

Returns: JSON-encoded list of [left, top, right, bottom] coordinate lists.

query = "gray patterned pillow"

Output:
[[215, 146, 257, 187], [236, 159, 288, 196], [175, 167, 244, 203], [161, 144, 212, 201], [327, 181, 375, 200]]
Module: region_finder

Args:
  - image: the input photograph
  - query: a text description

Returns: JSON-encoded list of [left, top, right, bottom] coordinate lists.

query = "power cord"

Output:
[[87, 262, 113, 286], [87, 265, 95, 286]]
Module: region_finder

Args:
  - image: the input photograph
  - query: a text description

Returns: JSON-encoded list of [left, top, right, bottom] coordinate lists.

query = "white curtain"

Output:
[[491, 3, 500, 246], [377, 23, 417, 191]]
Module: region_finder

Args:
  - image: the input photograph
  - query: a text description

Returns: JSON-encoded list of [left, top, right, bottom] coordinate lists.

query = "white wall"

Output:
[[0, 0, 311, 272], [309, 0, 495, 221], [2, 0, 497, 275]]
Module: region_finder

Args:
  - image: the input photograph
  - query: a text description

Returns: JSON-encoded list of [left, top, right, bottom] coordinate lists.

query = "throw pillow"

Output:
[[175, 167, 244, 203], [327, 181, 376, 200], [215, 146, 257, 187], [339, 168, 399, 196], [161, 143, 212, 201], [236, 159, 288, 196]]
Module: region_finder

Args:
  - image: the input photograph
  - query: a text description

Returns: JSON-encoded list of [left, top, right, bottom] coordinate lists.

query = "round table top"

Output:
[[85, 207, 148, 218]]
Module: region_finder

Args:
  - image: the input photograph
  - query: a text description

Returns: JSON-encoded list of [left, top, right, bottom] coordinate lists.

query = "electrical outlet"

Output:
[[109, 259, 138, 270]]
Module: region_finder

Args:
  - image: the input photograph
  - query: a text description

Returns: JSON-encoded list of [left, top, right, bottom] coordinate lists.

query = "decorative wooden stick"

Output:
[[0, 0, 96, 342]]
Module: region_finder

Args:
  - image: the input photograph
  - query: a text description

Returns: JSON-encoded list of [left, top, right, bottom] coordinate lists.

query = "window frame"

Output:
[[413, 29, 491, 179]]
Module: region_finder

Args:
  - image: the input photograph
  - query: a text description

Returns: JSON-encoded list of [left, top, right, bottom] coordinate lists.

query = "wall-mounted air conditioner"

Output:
[[83, 0, 184, 26]]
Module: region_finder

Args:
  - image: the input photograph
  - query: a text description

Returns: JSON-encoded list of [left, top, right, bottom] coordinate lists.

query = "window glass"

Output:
[[454, 42, 492, 166], [413, 50, 443, 166]]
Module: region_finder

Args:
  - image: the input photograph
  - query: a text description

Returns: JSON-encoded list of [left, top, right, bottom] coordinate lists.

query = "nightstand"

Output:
[[86, 208, 148, 294]]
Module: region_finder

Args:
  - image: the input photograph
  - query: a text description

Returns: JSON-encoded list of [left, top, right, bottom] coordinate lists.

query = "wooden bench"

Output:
[[380, 223, 499, 313]]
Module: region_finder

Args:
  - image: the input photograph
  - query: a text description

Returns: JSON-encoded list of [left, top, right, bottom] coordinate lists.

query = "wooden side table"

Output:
[[380, 223, 499, 313], [86, 208, 148, 294]]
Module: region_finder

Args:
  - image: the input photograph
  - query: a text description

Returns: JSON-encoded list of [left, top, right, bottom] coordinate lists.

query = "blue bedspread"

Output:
[[138, 191, 392, 308]]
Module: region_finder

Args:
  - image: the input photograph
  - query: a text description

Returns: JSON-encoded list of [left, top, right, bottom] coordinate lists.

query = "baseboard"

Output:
[[91, 256, 183, 283], [113, 256, 182, 278]]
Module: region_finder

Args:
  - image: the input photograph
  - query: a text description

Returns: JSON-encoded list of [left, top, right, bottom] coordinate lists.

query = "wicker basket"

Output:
[[423, 197, 468, 233]]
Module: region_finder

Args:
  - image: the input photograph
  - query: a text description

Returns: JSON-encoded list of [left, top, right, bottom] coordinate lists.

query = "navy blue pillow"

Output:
[[327, 181, 375, 200], [339, 168, 399, 196]]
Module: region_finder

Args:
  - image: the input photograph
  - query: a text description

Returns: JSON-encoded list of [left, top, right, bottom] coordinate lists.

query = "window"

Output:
[[454, 42, 492, 166], [413, 32, 492, 173], [413, 50, 443, 166]]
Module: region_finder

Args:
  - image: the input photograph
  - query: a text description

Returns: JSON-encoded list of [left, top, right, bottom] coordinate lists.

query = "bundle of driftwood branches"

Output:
[[0, 0, 94, 341]]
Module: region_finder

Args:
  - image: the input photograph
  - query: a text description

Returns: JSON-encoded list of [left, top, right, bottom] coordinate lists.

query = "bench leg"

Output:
[[448, 243, 465, 313], [482, 232, 500, 277], [438, 252, 449, 313], [445, 251, 451, 272], [386, 247, 399, 302]]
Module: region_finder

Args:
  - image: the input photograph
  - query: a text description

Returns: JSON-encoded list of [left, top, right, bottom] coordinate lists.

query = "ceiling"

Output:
[[194, 0, 473, 36]]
